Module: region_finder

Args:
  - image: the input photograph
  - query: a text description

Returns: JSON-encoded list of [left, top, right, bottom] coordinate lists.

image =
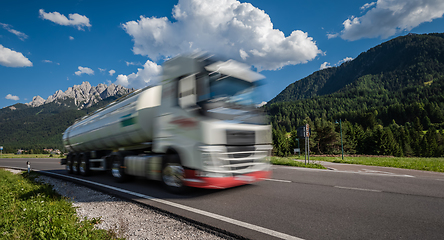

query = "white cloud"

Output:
[[337, 57, 354, 65], [122, 0, 322, 71], [361, 2, 376, 11], [0, 22, 28, 41], [109, 69, 116, 76], [256, 101, 267, 107], [114, 60, 161, 88], [320, 57, 354, 70], [98, 67, 106, 72], [327, 33, 339, 39], [43, 60, 52, 63], [39, 9, 91, 31], [0, 44, 32, 67], [125, 61, 142, 66], [320, 62, 331, 70], [69, 36, 74, 40], [5, 94, 19, 101], [75, 66, 94, 76], [337, 0, 444, 41]]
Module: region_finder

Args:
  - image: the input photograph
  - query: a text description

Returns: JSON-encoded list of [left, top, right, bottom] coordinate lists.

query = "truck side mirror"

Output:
[[178, 75, 197, 109]]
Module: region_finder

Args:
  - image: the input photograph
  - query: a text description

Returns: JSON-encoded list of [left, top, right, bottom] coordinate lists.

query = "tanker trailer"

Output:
[[62, 54, 272, 193]]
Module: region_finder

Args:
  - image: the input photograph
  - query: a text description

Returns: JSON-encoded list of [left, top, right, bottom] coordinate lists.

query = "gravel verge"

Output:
[[4, 169, 229, 240]]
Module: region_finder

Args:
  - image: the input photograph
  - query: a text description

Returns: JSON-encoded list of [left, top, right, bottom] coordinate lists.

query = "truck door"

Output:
[[178, 75, 196, 109]]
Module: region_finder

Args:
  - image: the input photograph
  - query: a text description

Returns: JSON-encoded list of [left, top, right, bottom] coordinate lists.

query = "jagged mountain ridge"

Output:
[[26, 81, 134, 109]]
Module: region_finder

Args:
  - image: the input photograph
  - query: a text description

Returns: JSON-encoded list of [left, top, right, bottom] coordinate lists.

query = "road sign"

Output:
[[305, 124, 310, 137], [297, 126, 311, 138], [294, 148, 300, 154], [0, 146, 3, 150]]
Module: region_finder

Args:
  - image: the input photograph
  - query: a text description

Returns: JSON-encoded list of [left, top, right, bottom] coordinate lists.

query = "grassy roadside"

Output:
[[311, 156, 444, 172], [271, 156, 326, 169], [0, 154, 62, 159], [0, 169, 120, 239]]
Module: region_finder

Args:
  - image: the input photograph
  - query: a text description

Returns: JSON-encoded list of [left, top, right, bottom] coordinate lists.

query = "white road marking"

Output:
[[274, 165, 415, 178], [262, 178, 292, 183], [334, 186, 382, 192], [6, 167, 304, 240]]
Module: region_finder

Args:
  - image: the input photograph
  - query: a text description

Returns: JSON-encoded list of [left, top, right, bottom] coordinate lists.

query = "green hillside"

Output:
[[266, 33, 444, 157], [269, 33, 444, 103], [0, 97, 120, 153]]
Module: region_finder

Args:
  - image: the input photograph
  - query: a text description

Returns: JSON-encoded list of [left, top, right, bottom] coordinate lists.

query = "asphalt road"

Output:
[[2, 158, 444, 240]]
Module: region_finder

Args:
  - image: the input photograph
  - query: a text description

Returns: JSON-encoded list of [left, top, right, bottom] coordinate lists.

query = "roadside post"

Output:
[[0, 146, 2, 158], [335, 119, 344, 160], [305, 124, 310, 164], [297, 125, 311, 165], [294, 138, 300, 157]]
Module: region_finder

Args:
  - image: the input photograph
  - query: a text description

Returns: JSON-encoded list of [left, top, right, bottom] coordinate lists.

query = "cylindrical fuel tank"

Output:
[[63, 86, 162, 153]]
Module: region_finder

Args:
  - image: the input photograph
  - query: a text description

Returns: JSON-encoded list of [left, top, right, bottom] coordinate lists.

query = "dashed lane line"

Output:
[[262, 178, 292, 183], [334, 186, 382, 192]]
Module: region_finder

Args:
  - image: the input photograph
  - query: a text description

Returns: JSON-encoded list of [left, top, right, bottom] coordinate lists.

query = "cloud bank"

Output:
[[333, 0, 444, 41], [75, 66, 94, 76], [39, 9, 91, 30], [0, 44, 32, 67], [122, 0, 322, 71]]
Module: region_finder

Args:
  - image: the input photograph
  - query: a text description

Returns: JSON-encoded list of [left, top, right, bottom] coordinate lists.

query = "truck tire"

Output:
[[162, 154, 187, 194], [111, 154, 127, 183], [66, 154, 73, 174], [72, 154, 80, 175], [79, 154, 90, 176]]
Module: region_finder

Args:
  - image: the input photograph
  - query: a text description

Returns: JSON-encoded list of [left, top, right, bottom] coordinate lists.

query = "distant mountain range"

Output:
[[25, 81, 133, 109], [0, 82, 134, 152]]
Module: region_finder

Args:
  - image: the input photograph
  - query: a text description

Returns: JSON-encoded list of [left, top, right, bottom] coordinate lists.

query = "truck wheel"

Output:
[[79, 154, 90, 176], [162, 154, 187, 194], [111, 155, 127, 183], [66, 154, 73, 174], [72, 154, 80, 175]]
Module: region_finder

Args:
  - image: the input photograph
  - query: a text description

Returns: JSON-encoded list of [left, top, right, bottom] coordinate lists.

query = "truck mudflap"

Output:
[[183, 170, 271, 189]]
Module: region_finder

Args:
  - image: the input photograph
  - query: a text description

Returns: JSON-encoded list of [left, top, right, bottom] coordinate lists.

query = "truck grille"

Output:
[[218, 146, 268, 174]]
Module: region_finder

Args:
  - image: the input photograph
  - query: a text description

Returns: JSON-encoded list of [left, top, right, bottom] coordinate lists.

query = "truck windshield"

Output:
[[196, 72, 265, 124], [209, 74, 257, 106]]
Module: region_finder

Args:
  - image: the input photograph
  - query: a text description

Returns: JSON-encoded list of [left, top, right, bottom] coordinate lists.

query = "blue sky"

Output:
[[1, 0, 444, 108]]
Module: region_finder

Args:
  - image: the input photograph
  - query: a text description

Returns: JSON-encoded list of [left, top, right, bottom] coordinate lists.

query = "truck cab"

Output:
[[155, 55, 272, 191]]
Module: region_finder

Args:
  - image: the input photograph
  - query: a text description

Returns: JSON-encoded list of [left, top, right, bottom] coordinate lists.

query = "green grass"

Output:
[[0, 169, 121, 239], [271, 156, 326, 169], [0, 154, 62, 159], [310, 156, 444, 172]]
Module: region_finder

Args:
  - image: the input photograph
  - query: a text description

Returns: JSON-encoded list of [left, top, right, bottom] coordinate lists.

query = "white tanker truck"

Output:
[[62, 54, 272, 192]]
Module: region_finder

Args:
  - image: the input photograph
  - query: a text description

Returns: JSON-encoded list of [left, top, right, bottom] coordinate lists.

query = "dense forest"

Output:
[[266, 33, 444, 157]]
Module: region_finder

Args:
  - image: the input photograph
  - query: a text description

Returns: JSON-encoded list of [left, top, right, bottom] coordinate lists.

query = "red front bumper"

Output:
[[183, 170, 271, 189]]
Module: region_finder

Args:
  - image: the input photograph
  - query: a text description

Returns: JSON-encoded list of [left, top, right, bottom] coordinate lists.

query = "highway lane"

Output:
[[2, 158, 444, 240]]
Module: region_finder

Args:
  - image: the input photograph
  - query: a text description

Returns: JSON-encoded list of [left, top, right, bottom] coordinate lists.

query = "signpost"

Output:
[[297, 125, 310, 164], [0, 146, 3, 158]]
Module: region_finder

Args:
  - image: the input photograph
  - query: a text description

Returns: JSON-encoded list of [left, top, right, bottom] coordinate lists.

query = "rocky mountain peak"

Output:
[[26, 81, 134, 109]]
